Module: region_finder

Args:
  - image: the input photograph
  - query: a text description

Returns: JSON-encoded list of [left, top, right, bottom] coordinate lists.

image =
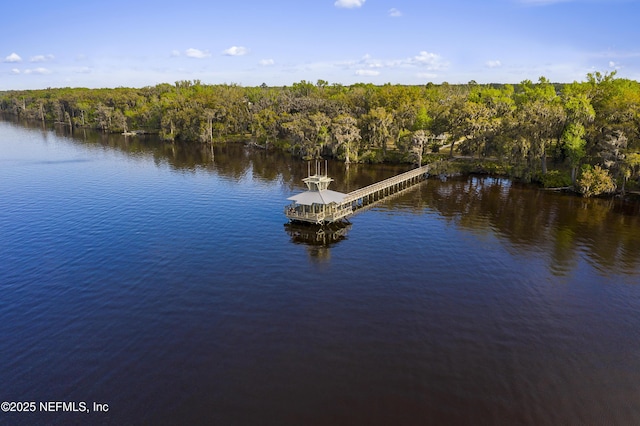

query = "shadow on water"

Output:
[[284, 222, 352, 262]]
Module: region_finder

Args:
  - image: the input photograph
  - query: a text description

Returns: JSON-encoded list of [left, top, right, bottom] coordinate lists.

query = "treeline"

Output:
[[1, 73, 639, 192]]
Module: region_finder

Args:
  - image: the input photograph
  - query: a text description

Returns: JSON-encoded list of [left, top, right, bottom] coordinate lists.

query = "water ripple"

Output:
[[1, 121, 640, 425]]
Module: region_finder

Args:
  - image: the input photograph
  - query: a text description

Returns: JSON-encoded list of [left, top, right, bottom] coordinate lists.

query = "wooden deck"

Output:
[[285, 164, 432, 224], [284, 204, 353, 224], [341, 164, 431, 212]]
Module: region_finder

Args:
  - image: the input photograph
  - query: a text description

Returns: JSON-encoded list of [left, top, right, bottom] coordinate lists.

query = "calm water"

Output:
[[1, 120, 639, 425]]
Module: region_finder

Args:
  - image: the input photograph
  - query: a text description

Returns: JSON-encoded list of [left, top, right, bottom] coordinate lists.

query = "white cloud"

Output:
[[30, 54, 54, 62], [609, 61, 621, 69], [259, 59, 275, 66], [4, 53, 22, 63], [24, 67, 52, 75], [348, 54, 384, 70], [185, 48, 211, 59], [486, 60, 502, 68], [170, 50, 181, 57], [335, 0, 366, 9], [342, 51, 448, 74], [389, 8, 402, 17], [355, 69, 380, 76], [410, 51, 448, 70], [11, 68, 21, 74], [224, 46, 249, 56], [357, 53, 384, 68]]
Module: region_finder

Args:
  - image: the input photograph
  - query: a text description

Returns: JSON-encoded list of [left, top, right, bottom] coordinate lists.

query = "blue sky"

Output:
[[2, 0, 639, 89]]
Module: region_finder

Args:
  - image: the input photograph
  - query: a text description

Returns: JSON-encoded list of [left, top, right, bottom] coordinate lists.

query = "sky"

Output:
[[2, 0, 640, 90]]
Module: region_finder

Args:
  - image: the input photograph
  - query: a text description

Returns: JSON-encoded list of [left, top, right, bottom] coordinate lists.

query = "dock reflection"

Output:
[[284, 222, 351, 261]]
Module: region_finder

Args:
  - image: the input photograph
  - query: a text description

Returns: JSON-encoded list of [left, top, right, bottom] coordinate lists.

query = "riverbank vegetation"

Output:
[[2, 72, 639, 196]]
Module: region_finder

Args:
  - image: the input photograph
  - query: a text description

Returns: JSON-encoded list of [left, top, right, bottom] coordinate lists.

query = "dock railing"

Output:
[[341, 164, 431, 206], [286, 164, 432, 224]]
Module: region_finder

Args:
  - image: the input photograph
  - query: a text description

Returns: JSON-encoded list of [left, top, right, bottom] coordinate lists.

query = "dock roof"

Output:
[[287, 189, 347, 206]]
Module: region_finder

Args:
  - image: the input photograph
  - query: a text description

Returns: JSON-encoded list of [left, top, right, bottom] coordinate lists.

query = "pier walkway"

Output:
[[285, 164, 432, 224], [342, 164, 431, 210]]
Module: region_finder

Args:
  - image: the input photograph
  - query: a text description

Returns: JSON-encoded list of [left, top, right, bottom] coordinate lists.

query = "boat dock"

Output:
[[342, 165, 431, 208], [285, 163, 431, 224]]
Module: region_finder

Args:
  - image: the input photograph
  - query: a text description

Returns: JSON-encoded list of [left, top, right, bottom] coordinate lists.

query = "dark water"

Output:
[[1, 120, 639, 425]]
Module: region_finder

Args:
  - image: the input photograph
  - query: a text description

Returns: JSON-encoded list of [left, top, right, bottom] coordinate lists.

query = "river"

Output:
[[1, 119, 639, 425]]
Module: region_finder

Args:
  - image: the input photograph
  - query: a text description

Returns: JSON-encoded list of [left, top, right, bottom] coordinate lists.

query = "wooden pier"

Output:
[[342, 165, 431, 211], [285, 164, 431, 224]]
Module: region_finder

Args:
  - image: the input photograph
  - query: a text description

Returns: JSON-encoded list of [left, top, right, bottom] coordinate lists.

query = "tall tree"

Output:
[[562, 122, 587, 184], [361, 106, 393, 152], [514, 78, 565, 177], [252, 108, 279, 148], [411, 130, 429, 166], [330, 114, 361, 164]]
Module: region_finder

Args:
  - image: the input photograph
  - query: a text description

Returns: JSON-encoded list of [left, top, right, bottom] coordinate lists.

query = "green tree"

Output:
[[281, 113, 315, 159], [578, 165, 616, 197], [458, 100, 498, 159], [621, 152, 640, 193], [411, 130, 429, 166], [598, 130, 628, 179], [562, 122, 587, 184], [94, 103, 113, 132], [514, 78, 565, 178], [252, 108, 279, 148], [361, 106, 393, 152], [413, 106, 432, 131], [309, 111, 331, 157], [330, 114, 361, 163]]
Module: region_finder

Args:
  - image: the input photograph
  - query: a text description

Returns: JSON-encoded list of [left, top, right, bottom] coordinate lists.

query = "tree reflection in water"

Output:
[[16, 119, 638, 275], [412, 176, 640, 276]]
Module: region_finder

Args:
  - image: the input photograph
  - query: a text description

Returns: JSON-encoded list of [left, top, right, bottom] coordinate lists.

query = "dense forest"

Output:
[[1, 72, 639, 195]]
